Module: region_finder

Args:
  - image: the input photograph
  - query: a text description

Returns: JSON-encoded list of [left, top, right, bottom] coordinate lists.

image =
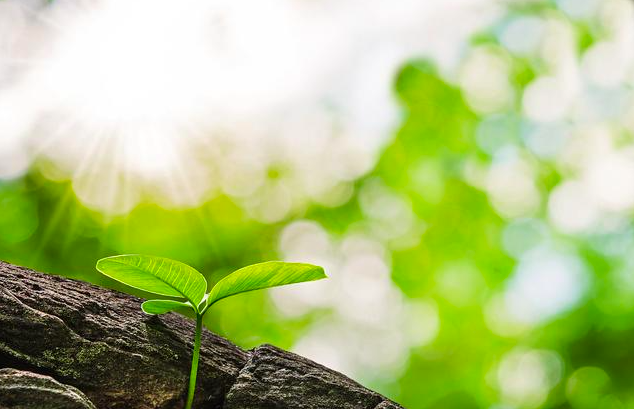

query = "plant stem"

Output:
[[185, 314, 203, 409]]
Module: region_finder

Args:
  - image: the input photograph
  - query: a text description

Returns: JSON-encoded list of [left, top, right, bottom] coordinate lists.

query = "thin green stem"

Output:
[[185, 314, 203, 409]]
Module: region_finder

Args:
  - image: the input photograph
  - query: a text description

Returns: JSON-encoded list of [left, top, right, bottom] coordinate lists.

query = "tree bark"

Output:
[[0, 261, 403, 409]]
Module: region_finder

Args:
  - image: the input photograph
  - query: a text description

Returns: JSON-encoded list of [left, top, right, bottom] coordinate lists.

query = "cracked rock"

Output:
[[0, 261, 403, 408]]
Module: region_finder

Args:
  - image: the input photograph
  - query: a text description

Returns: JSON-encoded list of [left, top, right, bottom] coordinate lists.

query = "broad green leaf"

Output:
[[96, 255, 207, 307], [207, 261, 326, 306], [141, 299, 193, 315]]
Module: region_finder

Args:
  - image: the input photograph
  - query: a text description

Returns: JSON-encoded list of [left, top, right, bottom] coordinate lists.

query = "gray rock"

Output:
[[0, 261, 404, 408], [224, 344, 386, 409], [373, 400, 405, 409], [0, 368, 96, 409], [0, 261, 247, 409]]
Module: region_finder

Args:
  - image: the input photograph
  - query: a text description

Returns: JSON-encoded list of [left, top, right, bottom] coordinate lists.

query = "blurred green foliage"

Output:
[[2, 1, 634, 408]]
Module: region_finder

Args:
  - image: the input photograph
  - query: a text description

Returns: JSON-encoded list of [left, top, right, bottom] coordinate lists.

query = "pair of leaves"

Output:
[[96, 255, 326, 315]]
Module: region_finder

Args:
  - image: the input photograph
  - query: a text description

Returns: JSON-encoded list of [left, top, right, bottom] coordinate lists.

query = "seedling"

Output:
[[96, 254, 326, 409]]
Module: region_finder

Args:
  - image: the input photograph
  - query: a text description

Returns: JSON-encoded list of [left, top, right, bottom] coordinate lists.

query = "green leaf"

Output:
[[96, 255, 207, 307], [141, 299, 193, 315], [207, 261, 326, 306]]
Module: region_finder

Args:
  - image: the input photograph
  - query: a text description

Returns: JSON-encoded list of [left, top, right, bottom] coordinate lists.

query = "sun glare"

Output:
[[0, 0, 494, 216], [41, 0, 215, 126]]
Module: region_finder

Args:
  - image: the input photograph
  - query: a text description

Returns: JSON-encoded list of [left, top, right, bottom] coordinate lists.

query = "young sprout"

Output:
[[96, 254, 326, 409]]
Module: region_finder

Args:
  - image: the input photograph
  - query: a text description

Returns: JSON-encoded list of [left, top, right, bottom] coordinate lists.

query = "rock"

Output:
[[373, 400, 405, 409], [0, 368, 96, 409], [224, 344, 391, 409], [0, 261, 246, 409], [0, 261, 404, 408]]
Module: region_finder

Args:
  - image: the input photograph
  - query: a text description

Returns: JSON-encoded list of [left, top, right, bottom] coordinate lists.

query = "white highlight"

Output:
[[503, 248, 588, 325], [0, 0, 495, 216], [497, 349, 563, 408]]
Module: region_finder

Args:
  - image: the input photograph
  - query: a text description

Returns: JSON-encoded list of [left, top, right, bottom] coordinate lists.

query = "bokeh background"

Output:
[[1, 0, 634, 407]]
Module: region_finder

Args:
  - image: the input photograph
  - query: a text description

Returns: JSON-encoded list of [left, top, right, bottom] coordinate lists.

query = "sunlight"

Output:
[[41, 0, 214, 126], [31, 0, 216, 189], [0, 0, 495, 216]]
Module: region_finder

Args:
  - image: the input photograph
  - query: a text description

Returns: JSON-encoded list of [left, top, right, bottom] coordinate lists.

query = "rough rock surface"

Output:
[[373, 401, 406, 409], [0, 368, 96, 409], [0, 261, 404, 409], [224, 344, 385, 409]]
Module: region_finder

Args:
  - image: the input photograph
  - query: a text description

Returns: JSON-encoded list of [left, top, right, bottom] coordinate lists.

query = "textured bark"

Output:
[[0, 261, 403, 409]]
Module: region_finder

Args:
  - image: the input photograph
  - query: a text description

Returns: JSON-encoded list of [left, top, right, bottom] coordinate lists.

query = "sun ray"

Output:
[[31, 127, 111, 262], [29, 115, 83, 158], [168, 137, 226, 266], [29, 182, 75, 267], [1, 0, 485, 221]]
